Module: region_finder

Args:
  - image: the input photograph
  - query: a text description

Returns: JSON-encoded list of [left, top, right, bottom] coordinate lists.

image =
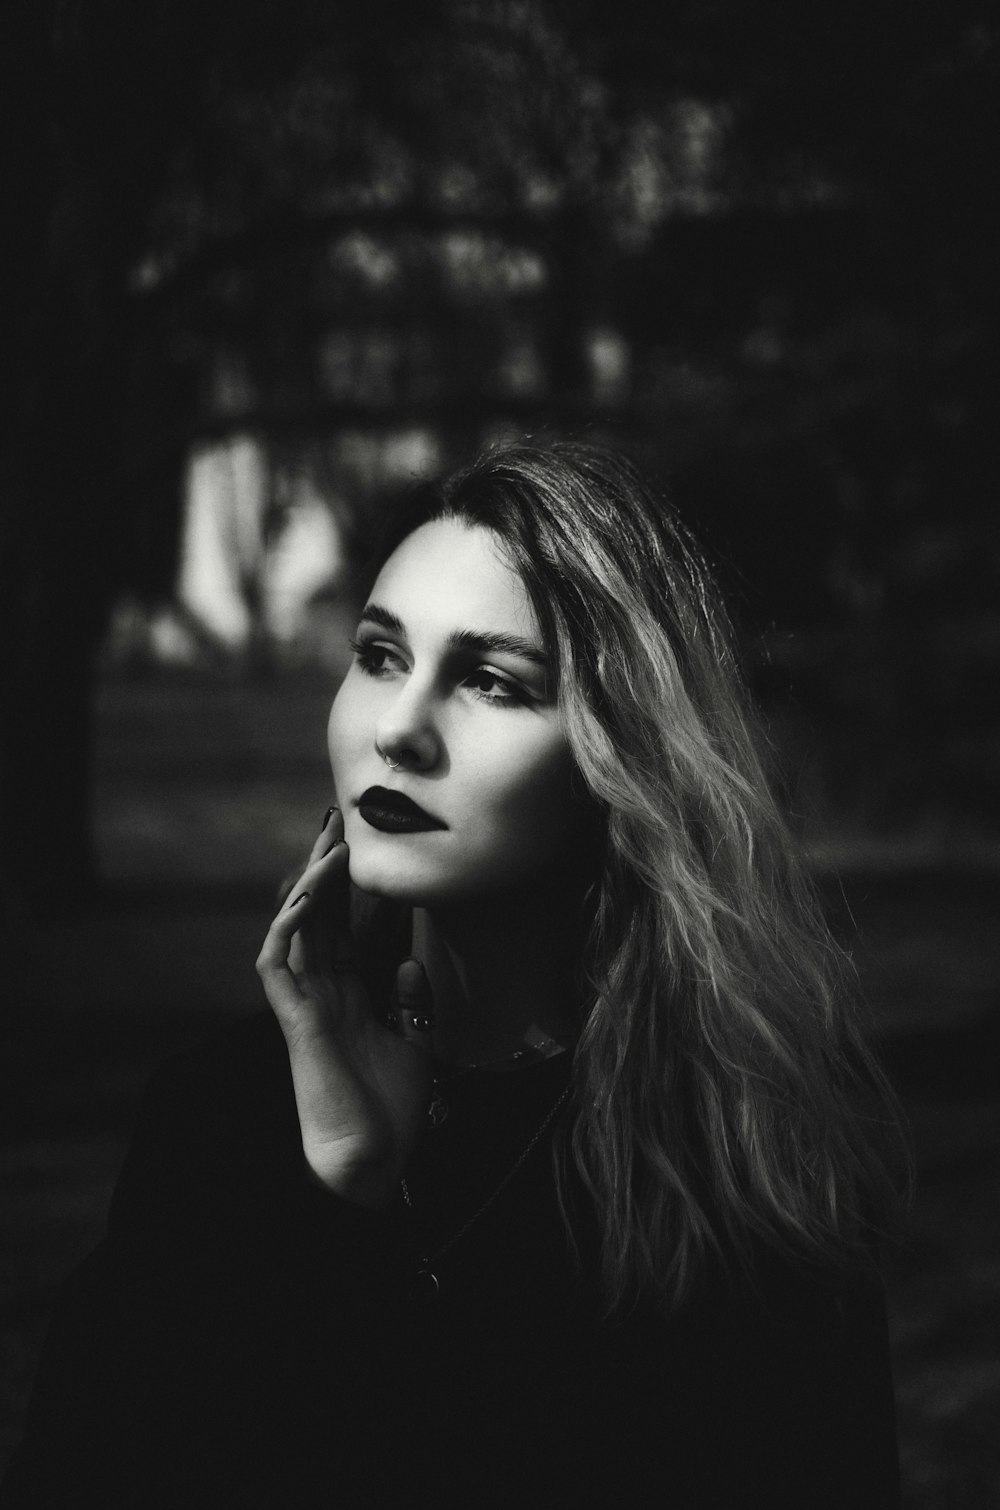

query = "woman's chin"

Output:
[[347, 853, 449, 907], [346, 833, 563, 908]]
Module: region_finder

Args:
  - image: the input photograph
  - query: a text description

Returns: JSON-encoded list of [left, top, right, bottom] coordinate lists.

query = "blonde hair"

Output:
[[380, 438, 908, 1313]]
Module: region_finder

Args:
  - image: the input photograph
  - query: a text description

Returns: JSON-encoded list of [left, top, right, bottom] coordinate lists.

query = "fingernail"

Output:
[[320, 807, 336, 832], [290, 892, 310, 907]]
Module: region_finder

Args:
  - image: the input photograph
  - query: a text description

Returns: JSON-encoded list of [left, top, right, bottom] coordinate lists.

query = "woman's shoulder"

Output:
[[696, 1236, 890, 1333]]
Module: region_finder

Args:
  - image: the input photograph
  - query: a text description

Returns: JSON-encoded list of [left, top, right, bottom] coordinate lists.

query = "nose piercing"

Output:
[[377, 744, 403, 771]]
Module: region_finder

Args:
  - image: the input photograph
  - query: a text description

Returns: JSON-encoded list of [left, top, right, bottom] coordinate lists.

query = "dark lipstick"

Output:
[[357, 786, 445, 834]]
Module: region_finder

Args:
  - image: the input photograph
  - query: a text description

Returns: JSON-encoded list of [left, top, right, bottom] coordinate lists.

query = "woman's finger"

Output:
[[274, 808, 342, 913], [392, 958, 436, 1051], [306, 805, 340, 866], [256, 891, 314, 1019], [297, 855, 354, 977], [323, 816, 356, 973], [292, 817, 350, 972]]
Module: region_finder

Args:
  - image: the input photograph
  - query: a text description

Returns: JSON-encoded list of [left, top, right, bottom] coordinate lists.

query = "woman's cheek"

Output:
[[493, 745, 579, 857], [327, 685, 361, 786]]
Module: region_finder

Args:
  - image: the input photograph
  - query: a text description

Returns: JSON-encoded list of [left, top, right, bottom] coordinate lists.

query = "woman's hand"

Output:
[[256, 808, 435, 1210]]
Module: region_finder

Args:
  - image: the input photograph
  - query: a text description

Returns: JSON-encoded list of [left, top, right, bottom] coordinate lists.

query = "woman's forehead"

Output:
[[371, 518, 542, 643]]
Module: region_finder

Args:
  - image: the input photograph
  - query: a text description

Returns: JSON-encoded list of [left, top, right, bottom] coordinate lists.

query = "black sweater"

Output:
[[3, 1012, 900, 1509]]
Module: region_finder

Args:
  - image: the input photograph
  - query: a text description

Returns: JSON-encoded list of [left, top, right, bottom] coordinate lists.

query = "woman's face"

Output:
[[328, 517, 583, 906]]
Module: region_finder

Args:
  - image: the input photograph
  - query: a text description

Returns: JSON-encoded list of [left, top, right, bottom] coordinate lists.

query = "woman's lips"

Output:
[[357, 786, 446, 834]]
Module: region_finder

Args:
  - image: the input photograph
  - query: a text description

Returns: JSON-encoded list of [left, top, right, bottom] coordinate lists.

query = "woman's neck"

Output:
[[412, 890, 579, 1067]]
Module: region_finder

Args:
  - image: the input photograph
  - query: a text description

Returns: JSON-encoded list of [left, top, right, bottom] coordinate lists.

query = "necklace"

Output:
[[401, 1084, 572, 1300], [426, 1036, 567, 1127]]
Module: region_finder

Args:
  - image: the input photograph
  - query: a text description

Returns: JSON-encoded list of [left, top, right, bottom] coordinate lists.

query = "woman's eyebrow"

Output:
[[358, 602, 549, 667], [358, 602, 404, 635], [448, 627, 549, 667]]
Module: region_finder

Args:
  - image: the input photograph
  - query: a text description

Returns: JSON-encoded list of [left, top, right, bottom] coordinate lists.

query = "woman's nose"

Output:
[[374, 679, 442, 772]]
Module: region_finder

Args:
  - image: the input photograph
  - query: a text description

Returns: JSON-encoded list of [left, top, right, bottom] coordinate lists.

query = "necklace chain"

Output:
[[438, 1035, 567, 1077], [425, 1039, 567, 1128], [400, 1084, 571, 1274]]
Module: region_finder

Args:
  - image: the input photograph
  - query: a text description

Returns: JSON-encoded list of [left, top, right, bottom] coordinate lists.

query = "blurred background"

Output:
[[1, 2, 997, 1503]]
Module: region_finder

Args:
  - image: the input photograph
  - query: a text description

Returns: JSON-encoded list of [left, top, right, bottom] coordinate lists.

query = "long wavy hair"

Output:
[[372, 438, 907, 1315]]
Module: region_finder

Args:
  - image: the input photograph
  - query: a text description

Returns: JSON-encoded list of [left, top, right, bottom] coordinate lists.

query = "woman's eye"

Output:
[[466, 667, 522, 705], [349, 639, 404, 677]]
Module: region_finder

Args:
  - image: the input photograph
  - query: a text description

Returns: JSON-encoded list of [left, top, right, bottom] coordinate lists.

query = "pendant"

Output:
[[427, 1085, 448, 1127], [411, 1266, 440, 1302]]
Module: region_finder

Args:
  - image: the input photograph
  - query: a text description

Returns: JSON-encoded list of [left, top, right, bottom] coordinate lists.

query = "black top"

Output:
[[3, 1012, 900, 1509]]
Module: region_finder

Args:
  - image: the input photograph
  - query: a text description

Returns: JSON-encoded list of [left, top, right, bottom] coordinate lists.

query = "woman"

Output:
[[4, 440, 905, 1508]]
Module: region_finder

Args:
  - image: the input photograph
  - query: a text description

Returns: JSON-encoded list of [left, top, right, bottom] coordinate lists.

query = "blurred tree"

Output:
[[2, 0, 997, 919], [1, 0, 604, 916]]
